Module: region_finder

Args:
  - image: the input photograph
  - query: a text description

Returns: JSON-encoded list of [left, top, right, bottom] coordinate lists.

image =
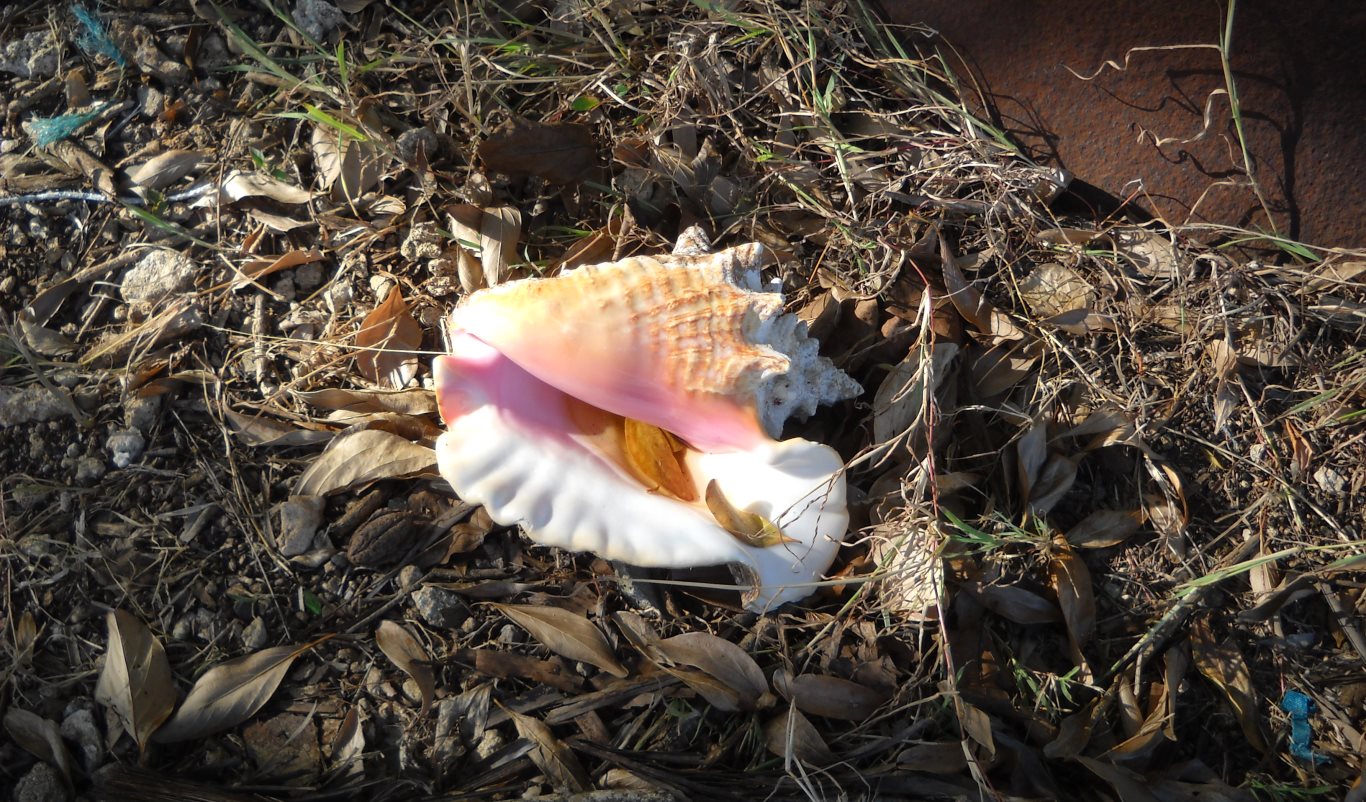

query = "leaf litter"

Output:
[[1, 1, 1363, 800]]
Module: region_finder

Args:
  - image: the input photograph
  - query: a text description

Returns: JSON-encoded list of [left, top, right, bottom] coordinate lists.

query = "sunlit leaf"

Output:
[[94, 610, 176, 753], [294, 428, 436, 496], [355, 286, 423, 388]]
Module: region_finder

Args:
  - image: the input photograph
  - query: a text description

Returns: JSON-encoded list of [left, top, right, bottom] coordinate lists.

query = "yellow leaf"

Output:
[[705, 480, 795, 548]]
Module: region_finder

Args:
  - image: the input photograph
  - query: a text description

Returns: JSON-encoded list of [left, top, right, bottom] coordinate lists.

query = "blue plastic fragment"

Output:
[[26, 103, 107, 147], [72, 4, 127, 67], [1280, 690, 1331, 765]]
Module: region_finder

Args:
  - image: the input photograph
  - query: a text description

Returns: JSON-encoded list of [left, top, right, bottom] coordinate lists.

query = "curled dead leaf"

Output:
[[764, 706, 836, 765], [492, 603, 628, 678], [155, 640, 325, 743], [125, 149, 205, 189], [447, 204, 523, 287], [1189, 617, 1266, 753], [655, 632, 769, 711], [3, 708, 75, 792], [771, 669, 888, 721], [375, 621, 435, 717], [477, 118, 600, 186], [294, 428, 436, 496], [624, 418, 695, 501], [504, 707, 590, 792], [94, 609, 176, 753], [704, 479, 794, 548]]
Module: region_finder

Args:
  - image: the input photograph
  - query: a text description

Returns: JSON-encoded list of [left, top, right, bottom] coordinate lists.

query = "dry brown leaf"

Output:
[[1283, 419, 1314, 475], [656, 632, 768, 711], [232, 249, 325, 290], [771, 670, 888, 721], [155, 641, 321, 743], [223, 408, 334, 448], [220, 170, 313, 204], [1065, 509, 1144, 549], [611, 611, 666, 663], [504, 707, 590, 792], [956, 699, 995, 758], [666, 666, 745, 712], [872, 341, 958, 445], [3, 708, 74, 791], [1015, 421, 1048, 500], [1050, 539, 1097, 661], [293, 428, 436, 496], [939, 234, 1025, 341], [125, 149, 205, 189], [549, 221, 620, 274], [94, 609, 175, 753], [477, 118, 599, 186], [296, 387, 437, 417], [311, 113, 385, 201], [764, 706, 836, 765], [1077, 756, 1162, 802], [492, 603, 628, 678], [355, 286, 423, 388], [448, 204, 523, 287], [1189, 617, 1266, 752], [896, 741, 968, 773], [328, 707, 365, 781], [1029, 454, 1080, 515], [375, 621, 435, 717], [1207, 339, 1240, 433], [1043, 697, 1101, 760], [971, 342, 1037, 397], [967, 582, 1062, 624], [624, 418, 695, 500]]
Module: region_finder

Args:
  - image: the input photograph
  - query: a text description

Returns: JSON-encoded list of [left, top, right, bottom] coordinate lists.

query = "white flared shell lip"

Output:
[[434, 334, 849, 610]]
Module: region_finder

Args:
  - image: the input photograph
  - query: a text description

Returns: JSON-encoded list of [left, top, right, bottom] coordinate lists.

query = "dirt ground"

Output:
[[1, 2, 1363, 801]]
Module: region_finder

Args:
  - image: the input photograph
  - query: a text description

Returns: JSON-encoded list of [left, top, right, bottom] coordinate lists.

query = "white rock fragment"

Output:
[[107, 430, 146, 468], [242, 616, 269, 651], [292, 0, 347, 41], [0, 386, 71, 427], [1313, 465, 1346, 496], [0, 30, 58, 79], [277, 495, 326, 557], [121, 249, 197, 305]]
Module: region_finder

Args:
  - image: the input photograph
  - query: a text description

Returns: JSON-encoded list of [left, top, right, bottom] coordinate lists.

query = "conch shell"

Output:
[[433, 243, 860, 610]]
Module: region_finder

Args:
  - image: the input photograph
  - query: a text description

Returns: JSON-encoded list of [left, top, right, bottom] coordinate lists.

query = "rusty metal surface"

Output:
[[874, 0, 1366, 249]]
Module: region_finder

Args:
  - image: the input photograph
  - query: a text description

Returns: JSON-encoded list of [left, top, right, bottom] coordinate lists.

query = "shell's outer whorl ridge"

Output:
[[434, 242, 862, 610], [447, 243, 861, 451]]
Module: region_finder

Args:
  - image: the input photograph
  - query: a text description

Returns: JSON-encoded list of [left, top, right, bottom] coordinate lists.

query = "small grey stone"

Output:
[[121, 249, 197, 305], [412, 586, 469, 629], [107, 429, 146, 469], [138, 85, 166, 120], [13, 761, 70, 802], [75, 456, 107, 484], [396, 127, 440, 165], [61, 707, 103, 771], [296, 262, 323, 291], [276, 495, 325, 557], [241, 616, 269, 650], [171, 613, 193, 641], [123, 394, 161, 432], [292, 0, 347, 41]]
